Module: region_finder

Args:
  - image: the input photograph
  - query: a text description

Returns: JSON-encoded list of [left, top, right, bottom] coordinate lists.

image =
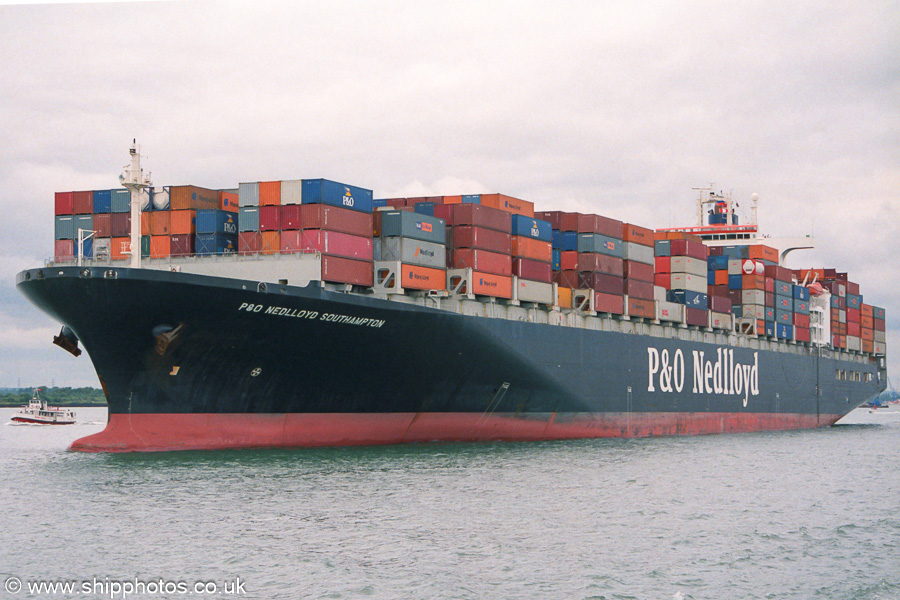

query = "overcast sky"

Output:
[[1, 1, 897, 388]]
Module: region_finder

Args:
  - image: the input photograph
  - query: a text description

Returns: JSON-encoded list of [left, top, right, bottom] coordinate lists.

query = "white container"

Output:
[[239, 182, 259, 207], [281, 180, 302, 205], [515, 278, 554, 305], [151, 186, 170, 210]]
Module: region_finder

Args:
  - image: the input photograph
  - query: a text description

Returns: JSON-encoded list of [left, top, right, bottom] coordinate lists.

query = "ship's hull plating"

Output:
[[16, 266, 885, 452]]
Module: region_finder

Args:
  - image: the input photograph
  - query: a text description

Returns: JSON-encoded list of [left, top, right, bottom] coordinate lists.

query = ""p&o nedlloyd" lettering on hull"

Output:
[[647, 348, 759, 407]]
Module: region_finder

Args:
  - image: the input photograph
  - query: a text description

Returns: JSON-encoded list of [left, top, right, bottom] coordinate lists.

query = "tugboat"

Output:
[[10, 389, 76, 425]]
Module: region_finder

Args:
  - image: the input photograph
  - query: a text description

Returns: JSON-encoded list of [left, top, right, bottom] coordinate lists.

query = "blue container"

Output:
[[302, 179, 373, 213], [732, 305, 743, 318], [54, 215, 75, 240], [576, 233, 623, 257], [765, 307, 775, 322], [764, 320, 776, 337], [92, 190, 112, 213], [847, 293, 862, 309], [380, 211, 446, 245], [654, 240, 671, 257], [76, 238, 93, 259], [196, 209, 239, 236], [461, 194, 481, 204], [373, 198, 388, 208], [775, 309, 792, 325], [707, 255, 728, 270], [239, 206, 259, 232], [774, 281, 791, 296], [793, 298, 810, 314], [553, 230, 577, 251], [830, 295, 840, 308], [552, 248, 561, 271], [776, 323, 793, 340], [510, 215, 552, 242], [413, 202, 437, 217], [721, 245, 750, 259], [195, 233, 238, 255], [667, 289, 708, 308], [707, 271, 716, 285], [873, 306, 885, 320], [792, 285, 810, 301], [111, 189, 130, 213], [728, 274, 743, 290]]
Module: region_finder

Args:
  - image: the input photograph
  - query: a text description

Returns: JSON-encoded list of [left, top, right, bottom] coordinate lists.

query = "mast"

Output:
[[120, 140, 151, 268]]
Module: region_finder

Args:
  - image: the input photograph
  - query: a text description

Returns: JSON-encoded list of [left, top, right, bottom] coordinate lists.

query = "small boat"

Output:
[[11, 389, 76, 425]]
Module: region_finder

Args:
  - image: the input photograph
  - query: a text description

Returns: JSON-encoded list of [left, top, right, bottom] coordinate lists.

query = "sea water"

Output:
[[0, 407, 898, 600]]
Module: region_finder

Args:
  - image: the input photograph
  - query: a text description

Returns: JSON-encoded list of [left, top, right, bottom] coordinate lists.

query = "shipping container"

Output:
[[170, 234, 194, 257], [560, 250, 579, 271], [239, 182, 259, 207], [140, 212, 151, 236], [657, 301, 685, 323], [624, 279, 654, 301], [557, 286, 573, 309], [110, 212, 131, 237], [378, 263, 446, 291], [196, 209, 239, 236], [73, 191, 93, 214], [510, 214, 552, 241], [280, 180, 302, 205], [169, 210, 195, 235], [512, 257, 552, 283], [707, 255, 728, 270], [479, 193, 534, 217], [451, 226, 511, 254], [553, 230, 578, 251], [238, 206, 260, 232], [302, 179, 373, 213], [54, 239, 74, 261], [577, 233, 623, 257], [514, 278, 554, 304], [776, 323, 793, 340], [379, 237, 446, 269], [413, 202, 438, 217], [260, 231, 281, 255], [280, 230, 303, 253], [577, 214, 622, 238], [593, 291, 625, 314], [110, 189, 130, 213], [534, 211, 564, 230], [554, 270, 579, 289], [669, 256, 707, 277], [300, 204, 373, 237], [626, 297, 654, 318], [668, 289, 708, 308], [259, 205, 281, 232], [449, 248, 512, 276], [710, 312, 732, 330], [622, 260, 653, 281], [685, 307, 708, 327], [219, 190, 239, 212], [670, 239, 708, 259], [150, 187, 169, 211], [301, 230, 373, 261], [195, 233, 237, 255], [510, 236, 552, 262], [321, 255, 374, 287], [433, 203, 511, 233], [90, 213, 110, 238], [792, 285, 810, 301], [622, 223, 654, 246], [708, 295, 732, 313], [622, 241, 654, 265], [55, 191, 75, 215], [670, 273, 707, 294], [750, 245, 779, 263], [238, 231, 262, 254], [654, 273, 671, 290], [280, 204, 302, 230], [578, 272, 624, 295], [258, 181, 281, 206], [149, 236, 169, 258], [793, 313, 810, 329], [380, 210, 446, 244], [654, 240, 671, 257], [110, 237, 131, 260]]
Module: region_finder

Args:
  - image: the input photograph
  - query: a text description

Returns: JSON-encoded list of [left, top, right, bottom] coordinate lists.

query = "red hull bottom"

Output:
[[11, 417, 74, 425], [69, 412, 843, 453]]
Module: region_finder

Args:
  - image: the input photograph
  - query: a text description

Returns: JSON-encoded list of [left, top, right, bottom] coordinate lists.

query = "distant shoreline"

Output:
[[0, 387, 106, 408]]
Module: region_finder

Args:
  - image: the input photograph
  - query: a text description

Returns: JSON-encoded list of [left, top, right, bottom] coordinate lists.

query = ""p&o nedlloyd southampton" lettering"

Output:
[[647, 348, 759, 406]]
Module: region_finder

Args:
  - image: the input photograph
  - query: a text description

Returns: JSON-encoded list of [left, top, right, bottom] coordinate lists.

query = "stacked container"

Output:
[[510, 215, 554, 304], [374, 210, 447, 291], [573, 213, 625, 314], [656, 236, 709, 327], [622, 223, 655, 318], [435, 203, 513, 299]]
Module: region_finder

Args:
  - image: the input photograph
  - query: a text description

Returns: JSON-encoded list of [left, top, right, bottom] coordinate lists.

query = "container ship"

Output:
[[16, 145, 888, 452]]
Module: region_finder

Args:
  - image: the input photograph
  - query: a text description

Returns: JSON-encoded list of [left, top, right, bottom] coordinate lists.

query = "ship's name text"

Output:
[[238, 303, 385, 328], [647, 348, 759, 406]]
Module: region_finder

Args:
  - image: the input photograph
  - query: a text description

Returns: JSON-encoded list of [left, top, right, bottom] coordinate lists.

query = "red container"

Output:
[[793, 313, 810, 328], [300, 204, 373, 237], [624, 279, 654, 300], [73, 191, 93, 214], [685, 307, 708, 327], [55, 239, 74, 261], [764, 264, 792, 282], [578, 272, 623, 295], [623, 260, 654, 282], [554, 270, 579, 289], [280, 230, 302, 253], [708, 295, 732, 313], [578, 253, 624, 276], [93, 213, 111, 238], [594, 292, 624, 315], [560, 250, 578, 271], [847, 308, 860, 323], [301, 230, 373, 261], [577, 214, 623, 239], [623, 223, 654, 247], [259, 205, 281, 232], [847, 322, 860, 337], [434, 203, 511, 233], [765, 292, 775, 307], [170, 234, 194, 256], [510, 236, 552, 262], [55, 192, 75, 215], [559, 212, 579, 231], [847, 281, 860, 295], [627, 297, 654, 318], [281, 205, 302, 230], [110, 213, 131, 237], [513, 258, 552, 283], [385, 198, 408, 208], [535, 210, 565, 230], [449, 248, 511, 276], [729, 289, 742, 306], [654, 273, 671, 289], [796, 327, 811, 343], [321, 255, 373, 287], [670, 239, 708, 259], [451, 226, 511, 254], [655, 256, 671, 274], [239, 231, 262, 254]]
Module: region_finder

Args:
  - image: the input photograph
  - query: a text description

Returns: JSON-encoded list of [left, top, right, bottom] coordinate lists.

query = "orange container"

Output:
[[861, 328, 874, 341], [140, 213, 151, 236], [442, 195, 463, 204], [260, 231, 280, 255], [110, 237, 131, 260], [860, 303, 873, 318], [468, 271, 512, 298], [623, 223, 654, 247], [169, 185, 218, 211], [557, 286, 573, 309], [219, 190, 239, 212], [860, 315, 874, 329], [401, 264, 446, 291], [748, 244, 779, 263], [627, 297, 654, 319], [259, 181, 282, 206], [479, 193, 534, 217], [169, 210, 195, 235], [150, 235, 170, 258], [150, 211, 171, 236], [742, 274, 766, 290], [714, 270, 729, 285], [510, 236, 552, 262]]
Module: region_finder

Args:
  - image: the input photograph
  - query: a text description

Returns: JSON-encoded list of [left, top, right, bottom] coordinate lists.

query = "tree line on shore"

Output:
[[0, 387, 106, 406]]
